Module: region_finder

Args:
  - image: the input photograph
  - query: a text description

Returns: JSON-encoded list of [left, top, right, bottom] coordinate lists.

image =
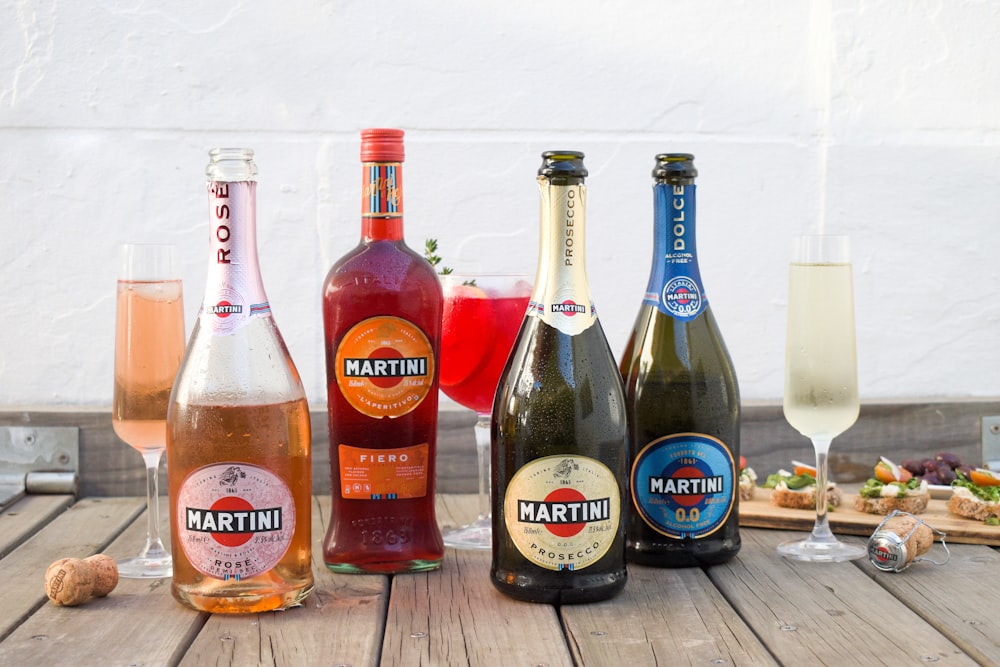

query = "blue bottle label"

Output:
[[644, 183, 706, 321], [630, 433, 735, 540]]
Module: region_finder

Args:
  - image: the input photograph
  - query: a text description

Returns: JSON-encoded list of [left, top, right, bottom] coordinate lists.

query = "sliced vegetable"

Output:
[[953, 471, 1000, 503], [874, 456, 912, 484], [968, 468, 1000, 488], [763, 472, 816, 490], [791, 460, 816, 478]]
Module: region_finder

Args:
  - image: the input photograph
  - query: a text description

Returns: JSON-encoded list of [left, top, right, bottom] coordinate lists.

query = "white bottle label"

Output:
[[529, 184, 598, 336], [503, 455, 620, 571], [201, 181, 270, 336], [176, 462, 295, 581]]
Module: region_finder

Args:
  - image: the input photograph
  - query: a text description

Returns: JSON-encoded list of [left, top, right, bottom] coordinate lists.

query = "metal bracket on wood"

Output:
[[0, 426, 79, 509], [982, 416, 1000, 471]]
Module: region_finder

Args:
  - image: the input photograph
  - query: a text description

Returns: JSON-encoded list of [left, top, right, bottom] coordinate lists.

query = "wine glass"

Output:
[[439, 273, 531, 550], [112, 244, 186, 578], [778, 234, 865, 561]]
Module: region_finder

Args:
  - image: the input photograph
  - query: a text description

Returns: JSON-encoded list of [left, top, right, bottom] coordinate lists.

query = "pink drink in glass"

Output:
[[439, 273, 531, 550], [440, 282, 530, 413]]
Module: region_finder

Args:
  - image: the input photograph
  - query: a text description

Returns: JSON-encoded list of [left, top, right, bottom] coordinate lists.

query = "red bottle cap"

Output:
[[360, 128, 405, 162]]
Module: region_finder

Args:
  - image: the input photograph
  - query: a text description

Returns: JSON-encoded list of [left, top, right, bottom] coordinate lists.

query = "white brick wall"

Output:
[[1, 0, 998, 407]]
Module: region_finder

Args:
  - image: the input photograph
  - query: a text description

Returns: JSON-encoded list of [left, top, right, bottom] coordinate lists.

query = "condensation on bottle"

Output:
[[166, 147, 314, 613], [620, 153, 742, 568], [491, 151, 628, 604]]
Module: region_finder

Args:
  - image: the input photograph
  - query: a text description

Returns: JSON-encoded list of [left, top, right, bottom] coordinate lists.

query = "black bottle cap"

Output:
[[538, 151, 588, 178], [653, 153, 697, 180]]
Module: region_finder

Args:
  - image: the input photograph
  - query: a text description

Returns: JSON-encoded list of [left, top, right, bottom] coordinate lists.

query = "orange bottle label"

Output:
[[338, 443, 429, 499], [334, 316, 435, 418], [361, 163, 403, 218]]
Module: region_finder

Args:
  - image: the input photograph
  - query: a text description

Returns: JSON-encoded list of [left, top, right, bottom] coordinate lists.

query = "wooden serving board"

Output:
[[738, 490, 1000, 546]]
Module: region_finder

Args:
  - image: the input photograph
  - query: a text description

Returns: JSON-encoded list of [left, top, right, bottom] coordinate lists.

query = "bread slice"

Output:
[[854, 493, 928, 515], [770, 485, 842, 510], [948, 492, 1000, 521]]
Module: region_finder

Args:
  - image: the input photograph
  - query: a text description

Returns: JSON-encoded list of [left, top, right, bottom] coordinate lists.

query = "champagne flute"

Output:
[[439, 273, 531, 550], [112, 244, 186, 578], [778, 234, 865, 561]]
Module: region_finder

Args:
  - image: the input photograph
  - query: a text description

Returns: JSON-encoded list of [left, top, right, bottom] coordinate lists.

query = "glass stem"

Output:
[[474, 413, 491, 522], [140, 449, 168, 558], [810, 437, 834, 541]]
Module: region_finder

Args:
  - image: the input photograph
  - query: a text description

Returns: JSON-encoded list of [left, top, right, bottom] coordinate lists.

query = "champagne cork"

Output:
[[867, 512, 937, 572], [45, 555, 119, 606]]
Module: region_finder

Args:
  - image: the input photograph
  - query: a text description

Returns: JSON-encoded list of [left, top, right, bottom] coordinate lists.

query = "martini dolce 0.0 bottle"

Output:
[[167, 148, 314, 613], [491, 151, 628, 604], [620, 153, 741, 567], [321, 128, 445, 573]]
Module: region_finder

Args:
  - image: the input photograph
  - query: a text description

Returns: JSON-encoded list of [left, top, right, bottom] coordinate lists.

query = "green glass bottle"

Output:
[[620, 153, 741, 567], [490, 151, 628, 604]]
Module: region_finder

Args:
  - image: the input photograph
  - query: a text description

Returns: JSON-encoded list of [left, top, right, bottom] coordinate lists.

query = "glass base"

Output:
[[117, 554, 172, 579], [324, 559, 442, 574], [443, 516, 492, 551], [777, 537, 866, 563]]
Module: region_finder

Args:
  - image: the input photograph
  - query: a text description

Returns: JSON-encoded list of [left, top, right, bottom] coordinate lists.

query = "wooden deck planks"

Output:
[[561, 564, 779, 666], [2, 493, 998, 666], [709, 529, 979, 666], [0, 497, 205, 666], [855, 541, 1000, 665], [0, 496, 144, 643], [0, 494, 74, 559]]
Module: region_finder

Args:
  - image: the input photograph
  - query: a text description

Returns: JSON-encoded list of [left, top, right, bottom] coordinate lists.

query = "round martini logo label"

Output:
[[177, 462, 295, 581], [631, 433, 735, 540], [504, 455, 620, 571], [335, 316, 435, 419], [661, 277, 703, 319]]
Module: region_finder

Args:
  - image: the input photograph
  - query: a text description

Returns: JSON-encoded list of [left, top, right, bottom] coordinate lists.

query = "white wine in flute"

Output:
[[783, 261, 859, 440]]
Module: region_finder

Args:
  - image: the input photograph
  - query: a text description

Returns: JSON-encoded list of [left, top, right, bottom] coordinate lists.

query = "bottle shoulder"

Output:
[[501, 318, 626, 401], [325, 240, 441, 291], [621, 304, 739, 393], [174, 317, 308, 405], [628, 303, 733, 354]]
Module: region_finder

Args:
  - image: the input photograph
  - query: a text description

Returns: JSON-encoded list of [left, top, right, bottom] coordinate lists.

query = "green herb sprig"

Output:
[[425, 239, 476, 286], [424, 239, 453, 275]]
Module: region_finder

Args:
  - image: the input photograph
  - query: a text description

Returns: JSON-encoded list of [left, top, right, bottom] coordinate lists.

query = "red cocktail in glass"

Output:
[[440, 273, 531, 549]]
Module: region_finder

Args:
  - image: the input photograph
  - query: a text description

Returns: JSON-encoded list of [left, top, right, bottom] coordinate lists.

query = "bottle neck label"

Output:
[[362, 162, 403, 218], [201, 181, 270, 336], [645, 183, 706, 321], [175, 462, 295, 581], [334, 316, 436, 419], [503, 454, 620, 571], [630, 433, 735, 540], [529, 183, 597, 336]]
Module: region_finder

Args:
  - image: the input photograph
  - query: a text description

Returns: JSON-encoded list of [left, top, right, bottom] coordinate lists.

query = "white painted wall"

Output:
[[1, 0, 998, 408]]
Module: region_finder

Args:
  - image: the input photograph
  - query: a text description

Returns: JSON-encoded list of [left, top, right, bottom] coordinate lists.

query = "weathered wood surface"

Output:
[[2, 398, 998, 496], [0, 496, 144, 643], [0, 494, 74, 559], [855, 539, 1000, 666], [711, 530, 982, 666], [2, 493, 1000, 666], [561, 564, 778, 665]]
